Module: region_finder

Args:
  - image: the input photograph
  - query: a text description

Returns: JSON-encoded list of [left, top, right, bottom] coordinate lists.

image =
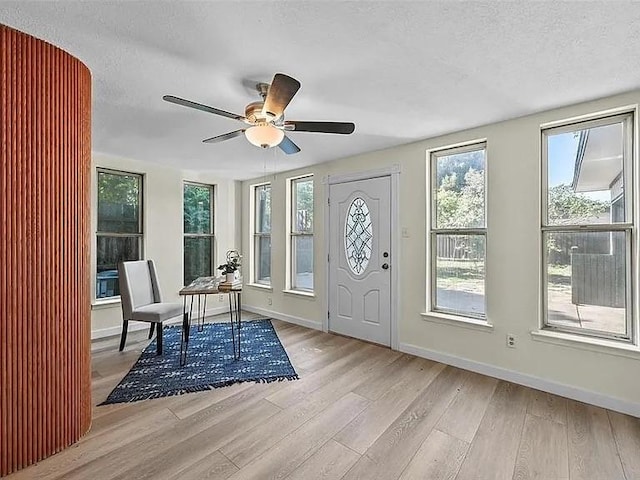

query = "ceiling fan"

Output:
[[163, 73, 355, 155]]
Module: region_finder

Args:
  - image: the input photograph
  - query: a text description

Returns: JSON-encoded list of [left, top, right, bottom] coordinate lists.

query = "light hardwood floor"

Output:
[[9, 314, 640, 480]]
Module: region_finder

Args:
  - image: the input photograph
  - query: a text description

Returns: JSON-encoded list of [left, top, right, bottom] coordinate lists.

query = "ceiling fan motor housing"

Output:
[[245, 101, 270, 124]]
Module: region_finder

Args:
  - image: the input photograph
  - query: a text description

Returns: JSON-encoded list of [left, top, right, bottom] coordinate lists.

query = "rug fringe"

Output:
[[99, 373, 299, 406]]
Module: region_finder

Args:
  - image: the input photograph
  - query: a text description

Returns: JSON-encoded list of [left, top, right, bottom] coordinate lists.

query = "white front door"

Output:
[[329, 175, 391, 346]]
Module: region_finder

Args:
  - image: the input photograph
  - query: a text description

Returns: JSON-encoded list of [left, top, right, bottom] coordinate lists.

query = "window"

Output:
[[542, 113, 633, 341], [253, 184, 271, 285], [183, 182, 214, 285], [289, 176, 314, 291], [429, 143, 487, 318], [96, 169, 143, 299]]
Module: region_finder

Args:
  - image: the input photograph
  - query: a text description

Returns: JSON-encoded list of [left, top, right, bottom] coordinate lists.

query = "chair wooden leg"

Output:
[[148, 322, 155, 339], [119, 320, 129, 352], [156, 323, 163, 355]]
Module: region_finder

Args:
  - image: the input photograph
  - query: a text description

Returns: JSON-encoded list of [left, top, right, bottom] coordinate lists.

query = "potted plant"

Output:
[[218, 251, 241, 283]]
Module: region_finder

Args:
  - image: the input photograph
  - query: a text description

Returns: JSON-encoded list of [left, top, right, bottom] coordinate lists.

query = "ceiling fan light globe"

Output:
[[245, 125, 284, 148]]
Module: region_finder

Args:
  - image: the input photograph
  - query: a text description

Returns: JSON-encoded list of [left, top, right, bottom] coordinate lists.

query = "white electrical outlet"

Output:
[[267, 297, 272, 306], [219, 294, 224, 302], [506, 334, 516, 348]]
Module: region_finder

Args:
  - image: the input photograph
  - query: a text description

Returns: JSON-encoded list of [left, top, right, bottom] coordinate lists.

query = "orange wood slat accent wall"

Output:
[[0, 25, 92, 476]]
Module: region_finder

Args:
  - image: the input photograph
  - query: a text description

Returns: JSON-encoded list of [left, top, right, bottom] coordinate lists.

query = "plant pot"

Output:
[[226, 272, 235, 283]]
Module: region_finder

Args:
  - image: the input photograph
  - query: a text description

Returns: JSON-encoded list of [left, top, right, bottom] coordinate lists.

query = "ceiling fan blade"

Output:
[[202, 129, 245, 144], [262, 73, 301, 120], [163, 95, 244, 121], [278, 135, 301, 155], [284, 121, 355, 135]]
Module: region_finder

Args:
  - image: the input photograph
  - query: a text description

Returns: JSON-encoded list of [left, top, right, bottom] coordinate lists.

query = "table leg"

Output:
[[198, 294, 205, 332], [203, 294, 208, 331], [229, 293, 237, 360], [180, 295, 189, 366], [228, 292, 242, 360], [237, 292, 241, 355], [180, 294, 196, 366]]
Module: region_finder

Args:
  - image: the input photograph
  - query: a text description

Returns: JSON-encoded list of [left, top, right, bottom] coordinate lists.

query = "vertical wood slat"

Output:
[[0, 24, 92, 477], [0, 26, 6, 476]]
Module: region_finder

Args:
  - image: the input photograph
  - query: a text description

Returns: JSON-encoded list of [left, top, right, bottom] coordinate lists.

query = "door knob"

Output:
[[381, 263, 389, 270]]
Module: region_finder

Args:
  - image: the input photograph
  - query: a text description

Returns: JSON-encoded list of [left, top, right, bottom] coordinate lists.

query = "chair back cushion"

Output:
[[118, 260, 155, 321]]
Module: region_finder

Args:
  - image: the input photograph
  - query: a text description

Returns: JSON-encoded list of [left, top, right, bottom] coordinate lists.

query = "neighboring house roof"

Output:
[[571, 122, 623, 192]]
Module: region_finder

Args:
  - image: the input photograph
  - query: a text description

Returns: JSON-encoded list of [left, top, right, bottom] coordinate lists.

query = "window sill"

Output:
[[246, 283, 273, 292], [283, 289, 315, 298], [91, 297, 121, 310], [530, 329, 640, 359], [420, 311, 493, 332]]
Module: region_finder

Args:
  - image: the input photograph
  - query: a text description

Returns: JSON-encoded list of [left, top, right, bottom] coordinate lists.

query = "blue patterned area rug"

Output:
[[101, 319, 298, 405]]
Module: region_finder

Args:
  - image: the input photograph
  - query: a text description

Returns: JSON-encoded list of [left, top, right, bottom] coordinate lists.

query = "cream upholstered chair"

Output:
[[118, 260, 183, 354]]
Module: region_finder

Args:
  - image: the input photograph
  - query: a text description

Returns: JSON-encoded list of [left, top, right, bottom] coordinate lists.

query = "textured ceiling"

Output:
[[2, 1, 640, 179]]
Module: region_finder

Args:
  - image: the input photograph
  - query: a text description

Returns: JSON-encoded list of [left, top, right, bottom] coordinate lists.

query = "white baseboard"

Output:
[[243, 305, 323, 331], [92, 322, 148, 340], [91, 306, 229, 340], [399, 342, 640, 418]]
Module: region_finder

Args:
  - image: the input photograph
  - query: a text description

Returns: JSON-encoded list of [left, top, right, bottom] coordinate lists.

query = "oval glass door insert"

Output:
[[344, 197, 373, 275]]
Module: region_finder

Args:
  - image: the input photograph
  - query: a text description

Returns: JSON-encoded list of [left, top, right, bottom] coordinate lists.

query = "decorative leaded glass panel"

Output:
[[344, 197, 373, 275]]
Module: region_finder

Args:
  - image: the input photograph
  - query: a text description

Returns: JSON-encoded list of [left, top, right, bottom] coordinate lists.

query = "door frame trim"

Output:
[[322, 165, 401, 350]]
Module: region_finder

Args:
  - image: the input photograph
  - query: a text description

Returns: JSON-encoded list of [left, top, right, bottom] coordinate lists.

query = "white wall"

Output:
[[241, 90, 640, 414], [91, 153, 242, 338]]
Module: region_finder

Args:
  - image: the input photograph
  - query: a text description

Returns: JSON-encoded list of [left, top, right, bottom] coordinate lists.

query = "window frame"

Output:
[[95, 168, 144, 300], [182, 181, 215, 286], [540, 111, 635, 342], [287, 175, 314, 292], [252, 182, 272, 286], [429, 141, 488, 320]]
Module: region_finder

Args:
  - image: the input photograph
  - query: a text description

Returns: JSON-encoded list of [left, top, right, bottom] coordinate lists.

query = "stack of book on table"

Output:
[[218, 276, 242, 289]]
